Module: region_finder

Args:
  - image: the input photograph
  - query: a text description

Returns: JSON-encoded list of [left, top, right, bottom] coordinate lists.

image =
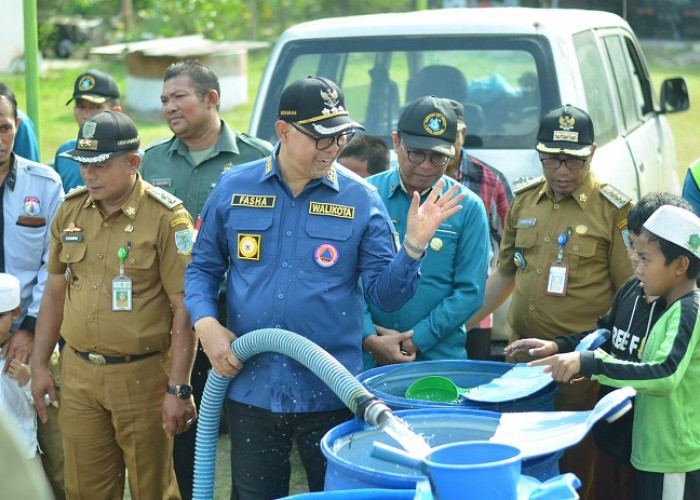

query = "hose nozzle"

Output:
[[362, 399, 393, 427]]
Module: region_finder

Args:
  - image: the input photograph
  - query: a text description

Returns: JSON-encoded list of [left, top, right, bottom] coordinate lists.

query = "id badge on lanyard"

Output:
[[546, 229, 571, 297], [112, 242, 133, 311]]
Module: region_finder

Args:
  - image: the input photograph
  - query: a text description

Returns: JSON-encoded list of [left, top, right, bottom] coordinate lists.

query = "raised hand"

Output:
[[405, 179, 465, 249]]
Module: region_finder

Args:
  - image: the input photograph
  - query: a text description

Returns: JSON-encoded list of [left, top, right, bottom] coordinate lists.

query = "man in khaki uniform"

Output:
[[30, 111, 197, 499], [468, 104, 633, 500]]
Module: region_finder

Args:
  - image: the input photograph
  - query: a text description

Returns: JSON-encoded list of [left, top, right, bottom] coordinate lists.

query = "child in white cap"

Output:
[[532, 203, 700, 500], [0, 272, 39, 462]]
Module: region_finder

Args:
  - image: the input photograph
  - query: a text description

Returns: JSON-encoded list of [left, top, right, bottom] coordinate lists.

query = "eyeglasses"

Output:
[[290, 123, 355, 150], [400, 142, 450, 167], [539, 156, 587, 171]]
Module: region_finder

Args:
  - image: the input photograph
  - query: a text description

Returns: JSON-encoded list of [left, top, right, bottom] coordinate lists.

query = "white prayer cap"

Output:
[[0, 273, 20, 313], [643, 205, 700, 259]]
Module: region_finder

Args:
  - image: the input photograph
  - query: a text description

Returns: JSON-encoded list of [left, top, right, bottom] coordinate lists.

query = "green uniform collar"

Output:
[[169, 119, 241, 165]]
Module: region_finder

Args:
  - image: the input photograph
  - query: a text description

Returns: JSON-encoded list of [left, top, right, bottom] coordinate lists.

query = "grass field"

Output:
[[4, 39, 699, 500], [641, 40, 700, 182], [3, 41, 700, 181]]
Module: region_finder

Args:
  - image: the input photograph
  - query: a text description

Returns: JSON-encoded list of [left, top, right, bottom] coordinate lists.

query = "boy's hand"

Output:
[[8, 358, 30, 386], [528, 352, 584, 383], [1, 329, 33, 373]]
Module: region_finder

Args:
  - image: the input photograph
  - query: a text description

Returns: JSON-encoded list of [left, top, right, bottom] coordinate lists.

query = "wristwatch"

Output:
[[167, 384, 193, 399]]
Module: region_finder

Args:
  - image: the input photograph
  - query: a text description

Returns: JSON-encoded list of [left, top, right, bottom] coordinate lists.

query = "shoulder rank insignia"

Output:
[[600, 184, 632, 209], [170, 216, 192, 228], [148, 186, 183, 209], [326, 164, 337, 183], [514, 176, 545, 195], [64, 185, 89, 200]]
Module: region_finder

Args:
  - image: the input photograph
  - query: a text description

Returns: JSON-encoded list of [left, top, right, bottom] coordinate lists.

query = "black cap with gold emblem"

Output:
[[536, 104, 594, 158], [398, 95, 457, 157], [278, 76, 364, 138], [66, 69, 120, 106], [59, 110, 140, 164]]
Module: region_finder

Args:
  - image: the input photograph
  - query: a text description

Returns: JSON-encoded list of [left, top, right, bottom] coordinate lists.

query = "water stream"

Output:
[[378, 412, 433, 457]]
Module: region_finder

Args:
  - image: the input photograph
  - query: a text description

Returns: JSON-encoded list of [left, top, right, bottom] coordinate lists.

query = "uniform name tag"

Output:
[[516, 218, 537, 228], [62, 234, 83, 243], [231, 194, 276, 208], [309, 202, 355, 219]]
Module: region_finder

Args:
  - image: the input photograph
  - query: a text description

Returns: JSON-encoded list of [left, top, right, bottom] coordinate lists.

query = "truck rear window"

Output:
[[254, 35, 559, 149]]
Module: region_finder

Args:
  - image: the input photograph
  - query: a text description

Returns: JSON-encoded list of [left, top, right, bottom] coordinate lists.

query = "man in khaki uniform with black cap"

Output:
[[468, 104, 633, 500], [31, 110, 197, 499], [55, 69, 122, 192]]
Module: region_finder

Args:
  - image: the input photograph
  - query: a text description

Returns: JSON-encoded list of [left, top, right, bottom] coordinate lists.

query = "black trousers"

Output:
[[635, 468, 700, 500], [225, 400, 352, 500]]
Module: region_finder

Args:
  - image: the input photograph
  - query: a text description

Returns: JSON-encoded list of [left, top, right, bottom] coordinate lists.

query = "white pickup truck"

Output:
[[248, 7, 690, 347], [250, 7, 689, 196]]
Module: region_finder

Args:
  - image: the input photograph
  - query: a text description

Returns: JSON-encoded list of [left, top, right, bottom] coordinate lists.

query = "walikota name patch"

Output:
[[308, 202, 355, 219]]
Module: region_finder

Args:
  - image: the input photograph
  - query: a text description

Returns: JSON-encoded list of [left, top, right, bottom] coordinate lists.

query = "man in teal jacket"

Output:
[[362, 96, 489, 366]]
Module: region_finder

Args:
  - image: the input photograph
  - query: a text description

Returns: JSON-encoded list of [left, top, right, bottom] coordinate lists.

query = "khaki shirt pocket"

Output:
[[514, 227, 538, 256], [510, 227, 538, 274], [514, 227, 538, 250], [59, 244, 87, 292], [123, 246, 159, 289], [565, 237, 597, 281], [59, 243, 87, 265]]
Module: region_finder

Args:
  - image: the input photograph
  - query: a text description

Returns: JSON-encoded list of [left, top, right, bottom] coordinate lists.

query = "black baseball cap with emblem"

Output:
[[398, 95, 457, 157], [536, 104, 595, 158], [66, 69, 120, 106], [59, 110, 140, 164], [278, 76, 364, 138]]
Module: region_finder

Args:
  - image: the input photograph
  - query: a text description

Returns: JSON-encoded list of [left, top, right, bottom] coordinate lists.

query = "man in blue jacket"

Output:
[[184, 76, 465, 499]]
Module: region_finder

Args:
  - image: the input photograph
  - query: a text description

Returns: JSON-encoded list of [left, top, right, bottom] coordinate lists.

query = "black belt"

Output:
[[72, 348, 159, 365]]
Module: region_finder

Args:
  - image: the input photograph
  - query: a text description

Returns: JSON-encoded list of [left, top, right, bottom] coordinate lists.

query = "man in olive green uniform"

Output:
[[468, 105, 633, 500], [140, 59, 272, 499], [30, 111, 197, 499], [141, 60, 272, 220]]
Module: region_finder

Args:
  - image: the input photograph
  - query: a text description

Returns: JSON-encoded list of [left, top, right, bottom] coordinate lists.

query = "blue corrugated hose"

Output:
[[192, 328, 390, 499]]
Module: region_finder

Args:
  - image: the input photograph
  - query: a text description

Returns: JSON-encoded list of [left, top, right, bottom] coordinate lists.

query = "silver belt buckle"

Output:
[[88, 353, 106, 365]]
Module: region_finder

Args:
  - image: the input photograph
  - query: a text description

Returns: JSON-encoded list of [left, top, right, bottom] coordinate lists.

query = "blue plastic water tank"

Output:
[[358, 360, 557, 412], [321, 408, 562, 491], [285, 489, 416, 499]]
